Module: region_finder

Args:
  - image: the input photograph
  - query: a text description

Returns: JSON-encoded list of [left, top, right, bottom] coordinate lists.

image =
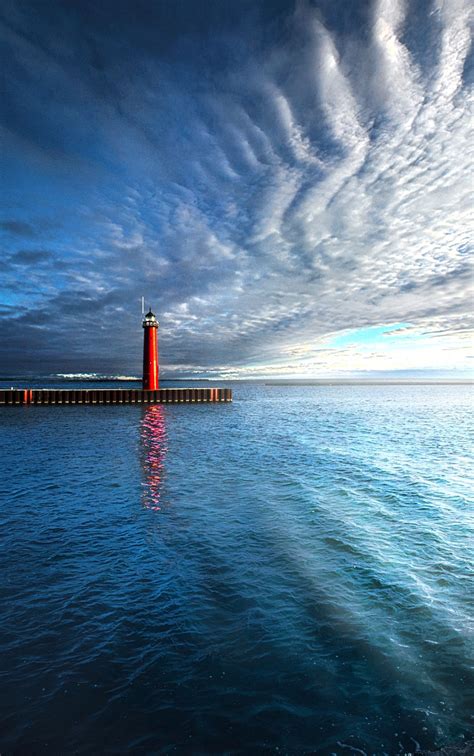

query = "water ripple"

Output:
[[0, 384, 473, 753]]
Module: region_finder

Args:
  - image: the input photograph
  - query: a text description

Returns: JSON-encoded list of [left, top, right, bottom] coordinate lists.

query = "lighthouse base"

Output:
[[0, 388, 232, 405]]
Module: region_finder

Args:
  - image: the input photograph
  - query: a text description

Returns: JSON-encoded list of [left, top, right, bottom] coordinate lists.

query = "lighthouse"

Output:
[[1, 302, 233, 405], [142, 308, 159, 390]]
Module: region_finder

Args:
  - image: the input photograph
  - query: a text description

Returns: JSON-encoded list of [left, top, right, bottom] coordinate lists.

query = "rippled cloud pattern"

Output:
[[1, 0, 472, 377]]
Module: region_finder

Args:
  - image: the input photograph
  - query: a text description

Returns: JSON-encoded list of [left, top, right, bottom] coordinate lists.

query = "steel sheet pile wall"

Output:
[[0, 388, 232, 405]]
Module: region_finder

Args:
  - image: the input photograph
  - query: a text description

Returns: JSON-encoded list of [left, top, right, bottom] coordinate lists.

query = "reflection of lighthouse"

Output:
[[140, 405, 168, 510], [142, 309, 159, 390]]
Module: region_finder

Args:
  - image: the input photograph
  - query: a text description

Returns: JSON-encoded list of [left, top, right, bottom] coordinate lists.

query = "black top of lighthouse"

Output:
[[143, 308, 159, 328]]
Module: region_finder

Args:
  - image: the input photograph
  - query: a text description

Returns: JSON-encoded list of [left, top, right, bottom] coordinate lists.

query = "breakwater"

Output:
[[0, 387, 232, 405]]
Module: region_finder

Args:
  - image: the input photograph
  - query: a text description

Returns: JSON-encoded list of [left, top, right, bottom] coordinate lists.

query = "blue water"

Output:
[[1, 384, 473, 754]]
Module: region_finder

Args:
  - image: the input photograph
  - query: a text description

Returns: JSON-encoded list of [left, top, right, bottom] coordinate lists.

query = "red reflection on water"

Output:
[[140, 405, 168, 511]]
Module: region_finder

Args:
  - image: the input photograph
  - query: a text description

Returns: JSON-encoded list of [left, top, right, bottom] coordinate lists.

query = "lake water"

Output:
[[0, 383, 473, 754]]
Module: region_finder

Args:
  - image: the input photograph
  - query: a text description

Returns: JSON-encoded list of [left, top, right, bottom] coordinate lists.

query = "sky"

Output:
[[0, 0, 472, 379]]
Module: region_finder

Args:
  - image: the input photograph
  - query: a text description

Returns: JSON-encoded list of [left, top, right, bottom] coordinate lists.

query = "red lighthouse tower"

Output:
[[142, 308, 159, 390]]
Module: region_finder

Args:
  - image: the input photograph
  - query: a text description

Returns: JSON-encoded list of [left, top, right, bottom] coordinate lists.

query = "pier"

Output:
[[0, 388, 232, 406]]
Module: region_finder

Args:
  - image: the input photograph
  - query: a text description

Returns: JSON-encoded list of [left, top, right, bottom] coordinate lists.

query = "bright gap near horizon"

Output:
[[0, 0, 473, 379]]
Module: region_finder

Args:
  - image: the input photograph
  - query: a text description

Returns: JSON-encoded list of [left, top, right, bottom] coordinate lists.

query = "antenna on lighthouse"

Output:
[[141, 296, 145, 316]]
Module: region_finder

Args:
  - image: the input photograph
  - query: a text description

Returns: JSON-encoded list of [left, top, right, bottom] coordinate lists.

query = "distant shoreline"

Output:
[[0, 377, 472, 387], [0, 377, 211, 383], [264, 380, 474, 386]]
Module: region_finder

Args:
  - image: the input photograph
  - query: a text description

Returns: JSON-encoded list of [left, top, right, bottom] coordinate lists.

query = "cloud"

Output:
[[1, 221, 37, 237], [0, 0, 472, 377], [8, 249, 54, 264]]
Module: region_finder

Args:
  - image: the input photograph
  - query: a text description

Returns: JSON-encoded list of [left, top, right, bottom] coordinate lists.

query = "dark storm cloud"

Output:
[[1, 221, 37, 237], [0, 0, 472, 377], [8, 249, 54, 264]]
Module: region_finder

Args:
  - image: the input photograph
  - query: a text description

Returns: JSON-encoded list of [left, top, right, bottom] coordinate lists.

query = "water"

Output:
[[0, 384, 473, 754]]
